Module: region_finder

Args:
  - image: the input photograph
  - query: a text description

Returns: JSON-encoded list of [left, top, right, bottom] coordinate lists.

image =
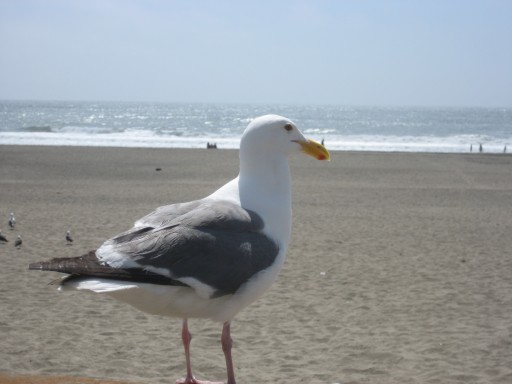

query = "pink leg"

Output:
[[183, 319, 195, 383], [221, 322, 236, 384], [176, 319, 223, 384]]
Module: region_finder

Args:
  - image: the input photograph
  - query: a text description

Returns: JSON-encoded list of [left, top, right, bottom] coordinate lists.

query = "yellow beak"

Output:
[[295, 138, 330, 161]]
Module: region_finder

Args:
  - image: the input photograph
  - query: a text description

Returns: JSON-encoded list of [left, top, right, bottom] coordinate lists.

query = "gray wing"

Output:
[[101, 199, 280, 297], [134, 200, 203, 227]]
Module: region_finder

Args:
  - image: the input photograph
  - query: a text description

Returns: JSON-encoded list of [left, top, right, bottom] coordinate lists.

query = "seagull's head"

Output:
[[240, 114, 330, 161]]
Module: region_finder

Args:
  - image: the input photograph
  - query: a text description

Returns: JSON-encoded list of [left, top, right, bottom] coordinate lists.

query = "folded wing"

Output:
[[30, 199, 280, 298]]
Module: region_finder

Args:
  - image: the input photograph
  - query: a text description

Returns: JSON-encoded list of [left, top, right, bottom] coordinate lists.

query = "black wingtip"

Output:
[[28, 251, 187, 287], [28, 251, 97, 273], [29, 262, 45, 270]]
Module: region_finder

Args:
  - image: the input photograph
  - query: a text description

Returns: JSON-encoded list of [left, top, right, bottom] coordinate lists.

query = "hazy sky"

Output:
[[1, 0, 511, 107]]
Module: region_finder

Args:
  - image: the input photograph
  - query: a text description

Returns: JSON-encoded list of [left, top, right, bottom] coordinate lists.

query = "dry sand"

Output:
[[0, 145, 511, 384]]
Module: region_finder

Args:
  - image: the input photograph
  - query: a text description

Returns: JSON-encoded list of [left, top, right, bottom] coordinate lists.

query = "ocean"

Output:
[[1, 100, 511, 153]]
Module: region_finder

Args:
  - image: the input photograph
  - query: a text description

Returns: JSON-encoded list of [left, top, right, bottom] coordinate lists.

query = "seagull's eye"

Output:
[[284, 123, 293, 132]]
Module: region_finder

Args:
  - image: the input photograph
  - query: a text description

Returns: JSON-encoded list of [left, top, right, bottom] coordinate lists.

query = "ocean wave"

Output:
[[54, 125, 120, 134], [19, 125, 53, 132], [1, 131, 509, 153]]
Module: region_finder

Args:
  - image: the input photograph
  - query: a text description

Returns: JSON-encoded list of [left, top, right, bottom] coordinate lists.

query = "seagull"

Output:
[[66, 230, 73, 244], [9, 213, 16, 229], [14, 235, 22, 248], [0, 230, 8, 243], [29, 114, 330, 384]]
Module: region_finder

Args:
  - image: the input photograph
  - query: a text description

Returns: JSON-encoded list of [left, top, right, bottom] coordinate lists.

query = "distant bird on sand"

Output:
[[9, 213, 16, 229], [28, 115, 330, 384], [66, 230, 73, 244], [14, 235, 22, 248], [0, 230, 8, 243]]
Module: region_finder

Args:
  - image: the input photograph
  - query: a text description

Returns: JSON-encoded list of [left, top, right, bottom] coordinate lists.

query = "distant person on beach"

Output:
[[470, 144, 473, 152], [479, 143, 483, 153]]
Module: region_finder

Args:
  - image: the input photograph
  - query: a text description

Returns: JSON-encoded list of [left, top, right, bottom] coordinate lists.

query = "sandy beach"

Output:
[[1, 145, 511, 384]]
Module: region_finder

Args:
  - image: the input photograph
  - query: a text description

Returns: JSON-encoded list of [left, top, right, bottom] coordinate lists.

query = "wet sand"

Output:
[[1, 145, 511, 384]]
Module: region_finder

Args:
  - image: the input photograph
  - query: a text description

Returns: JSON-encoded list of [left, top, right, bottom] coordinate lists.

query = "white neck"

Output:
[[238, 151, 292, 246], [207, 147, 293, 250]]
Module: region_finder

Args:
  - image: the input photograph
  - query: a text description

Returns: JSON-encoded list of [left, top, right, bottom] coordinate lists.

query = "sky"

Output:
[[1, 0, 511, 107]]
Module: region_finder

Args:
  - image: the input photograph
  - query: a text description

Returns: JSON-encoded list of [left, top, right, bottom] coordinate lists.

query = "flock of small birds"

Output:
[[0, 212, 74, 249]]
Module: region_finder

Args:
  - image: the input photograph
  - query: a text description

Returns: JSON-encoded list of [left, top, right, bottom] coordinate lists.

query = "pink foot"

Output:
[[176, 320, 236, 384], [176, 378, 224, 384]]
